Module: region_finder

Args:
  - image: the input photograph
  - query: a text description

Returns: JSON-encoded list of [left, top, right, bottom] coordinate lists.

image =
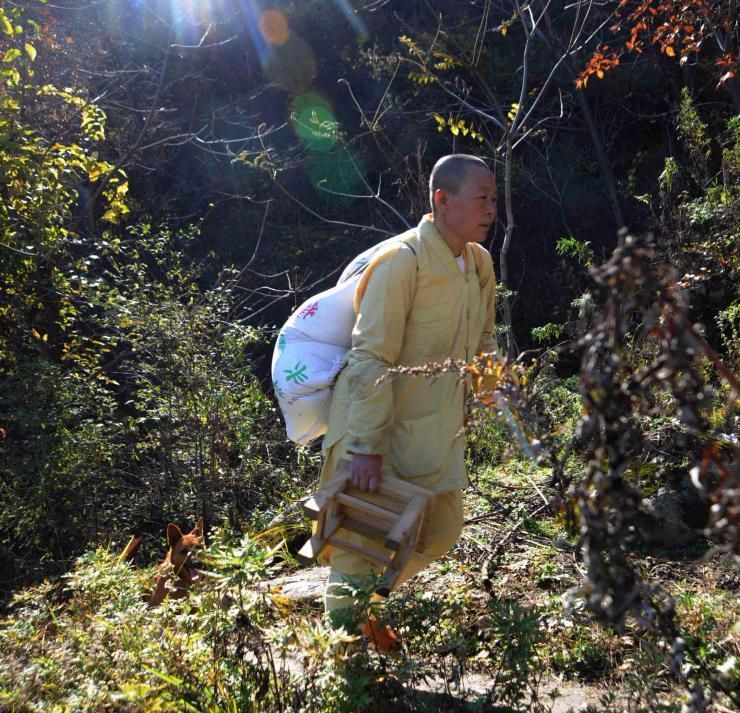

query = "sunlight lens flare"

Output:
[[333, 0, 366, 36], [306, 147, 366, 201], [290, 92, 340, 152], [258, 8, 290, 47], [168, 0, 217, 44]]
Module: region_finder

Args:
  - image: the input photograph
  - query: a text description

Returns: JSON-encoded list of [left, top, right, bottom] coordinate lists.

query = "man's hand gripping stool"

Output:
[[298, 460, 433, 597]]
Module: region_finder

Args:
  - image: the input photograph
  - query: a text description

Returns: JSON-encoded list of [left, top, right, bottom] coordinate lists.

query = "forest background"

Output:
[[0, 0, 738, 711]]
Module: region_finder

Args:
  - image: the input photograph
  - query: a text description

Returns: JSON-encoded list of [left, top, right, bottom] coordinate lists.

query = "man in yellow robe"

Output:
[[319, 154, 498, 631]]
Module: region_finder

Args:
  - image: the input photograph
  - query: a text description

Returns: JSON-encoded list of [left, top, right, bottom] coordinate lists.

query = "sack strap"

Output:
[[354, 239, 488, 311], [468, 243, 485, 281]]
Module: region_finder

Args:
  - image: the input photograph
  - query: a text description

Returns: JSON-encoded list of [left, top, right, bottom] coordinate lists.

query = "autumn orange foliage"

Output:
[[577, 0, 737, 89]]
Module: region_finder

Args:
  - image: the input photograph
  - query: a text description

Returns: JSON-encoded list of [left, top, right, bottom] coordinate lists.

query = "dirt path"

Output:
[[264, 567, 616, 711]]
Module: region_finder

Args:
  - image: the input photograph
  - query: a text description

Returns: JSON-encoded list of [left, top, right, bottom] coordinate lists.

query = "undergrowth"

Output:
[[2, 453, 737, 712]]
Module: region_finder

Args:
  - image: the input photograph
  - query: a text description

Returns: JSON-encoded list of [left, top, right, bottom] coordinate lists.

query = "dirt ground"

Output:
[[265, 566, 624, 711]]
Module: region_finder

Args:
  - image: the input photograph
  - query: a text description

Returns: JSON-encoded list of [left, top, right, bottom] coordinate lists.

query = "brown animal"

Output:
[[147, 517, 204, 606]]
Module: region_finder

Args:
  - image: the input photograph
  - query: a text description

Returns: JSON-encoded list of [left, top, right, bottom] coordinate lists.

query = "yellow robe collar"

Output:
[[418, 213, 472, 275]]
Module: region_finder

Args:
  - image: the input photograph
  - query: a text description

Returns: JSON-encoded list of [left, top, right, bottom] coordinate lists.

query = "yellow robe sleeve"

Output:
[[344, 246, 417, 455]]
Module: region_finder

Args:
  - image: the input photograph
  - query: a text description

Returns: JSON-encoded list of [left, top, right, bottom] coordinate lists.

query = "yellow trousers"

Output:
[[318, 438, 464, 613]]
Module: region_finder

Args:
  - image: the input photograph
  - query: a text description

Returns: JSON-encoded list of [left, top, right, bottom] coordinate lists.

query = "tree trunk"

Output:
[[722, 77, 740, 115], [540, 7, 626, 231], [574, 88, 627, 230], [499, 131, 519, 357]]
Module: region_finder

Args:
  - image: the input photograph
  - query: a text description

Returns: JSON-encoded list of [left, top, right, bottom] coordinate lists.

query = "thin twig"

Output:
[[522, 471, 550, 509], [481, 503, 548, 560]]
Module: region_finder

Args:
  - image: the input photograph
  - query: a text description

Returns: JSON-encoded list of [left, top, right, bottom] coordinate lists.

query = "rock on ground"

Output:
[[262, 565, 329, 601]]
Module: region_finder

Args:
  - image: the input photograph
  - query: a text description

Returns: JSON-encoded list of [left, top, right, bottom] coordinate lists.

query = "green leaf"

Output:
[[1, 15, 13, 36], [143, 666, 183, 686], [24, 43, 36, 62], [3, 48, 21, 63]]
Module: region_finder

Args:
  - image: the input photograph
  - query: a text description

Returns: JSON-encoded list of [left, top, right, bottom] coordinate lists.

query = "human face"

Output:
[[434, 166, 497, 251]]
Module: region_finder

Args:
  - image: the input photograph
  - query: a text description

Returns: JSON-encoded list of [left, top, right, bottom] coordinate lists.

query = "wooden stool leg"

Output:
[[297, 467, 351, 565], [297, 501, 347, 566], [296, 466, 434, 584]]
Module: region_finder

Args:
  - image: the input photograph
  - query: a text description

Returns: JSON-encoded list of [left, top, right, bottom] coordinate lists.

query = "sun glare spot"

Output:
[[259, 8, 290, 47], [290, 92, 340, 152], [307, 147, 366, 200]]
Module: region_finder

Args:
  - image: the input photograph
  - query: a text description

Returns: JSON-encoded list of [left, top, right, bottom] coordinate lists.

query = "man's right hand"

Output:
[[350, 453, 382, 492]]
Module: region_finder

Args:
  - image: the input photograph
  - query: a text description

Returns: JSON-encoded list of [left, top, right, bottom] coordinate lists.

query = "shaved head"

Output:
[[429, 154, 491, 211]]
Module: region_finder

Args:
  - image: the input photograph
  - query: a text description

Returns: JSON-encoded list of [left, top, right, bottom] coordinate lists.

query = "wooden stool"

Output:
[[297, 460, 433, 596]]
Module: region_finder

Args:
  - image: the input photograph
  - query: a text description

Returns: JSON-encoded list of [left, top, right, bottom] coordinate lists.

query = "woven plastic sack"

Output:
[[272, 236, 404, 443]]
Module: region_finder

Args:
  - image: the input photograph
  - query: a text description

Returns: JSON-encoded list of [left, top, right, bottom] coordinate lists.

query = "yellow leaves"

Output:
[[233, 149, 277, 178], [497, 11, 518, 37], [465, 353, 529, 407], [86, 159, 112, 183], [3, 48, 21, 63], [399, 34, 422, 56], [87, 163, 130, 228], [1, 14, 14, 37], [268, 594, 297, 617], [31, 328, 48, 342], [24, 43, 36, 62], [472, 372, 501, 406], [81, 104, 106, 141], [408, 70, 433, 85], [433, 115, 485, 143], [102, 200, 130, 224], [507, 102, 520, 122], [432, 50, 459, 72], [103, 180, 130, 223], [402, 35, 460, 83]]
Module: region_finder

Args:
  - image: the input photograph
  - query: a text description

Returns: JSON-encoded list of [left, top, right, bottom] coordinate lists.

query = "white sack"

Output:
[[338, 234, 403, 283], [272, 234, 408, 444], [280, 276, 359, 348], [271, 276, 358, 444], [277, 389, 331, 445]]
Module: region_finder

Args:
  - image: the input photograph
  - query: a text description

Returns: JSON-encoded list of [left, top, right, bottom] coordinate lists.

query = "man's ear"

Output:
[[190, 517, 204, 538], [432, 187, 449, 213], [167, 523, 183, 548]]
